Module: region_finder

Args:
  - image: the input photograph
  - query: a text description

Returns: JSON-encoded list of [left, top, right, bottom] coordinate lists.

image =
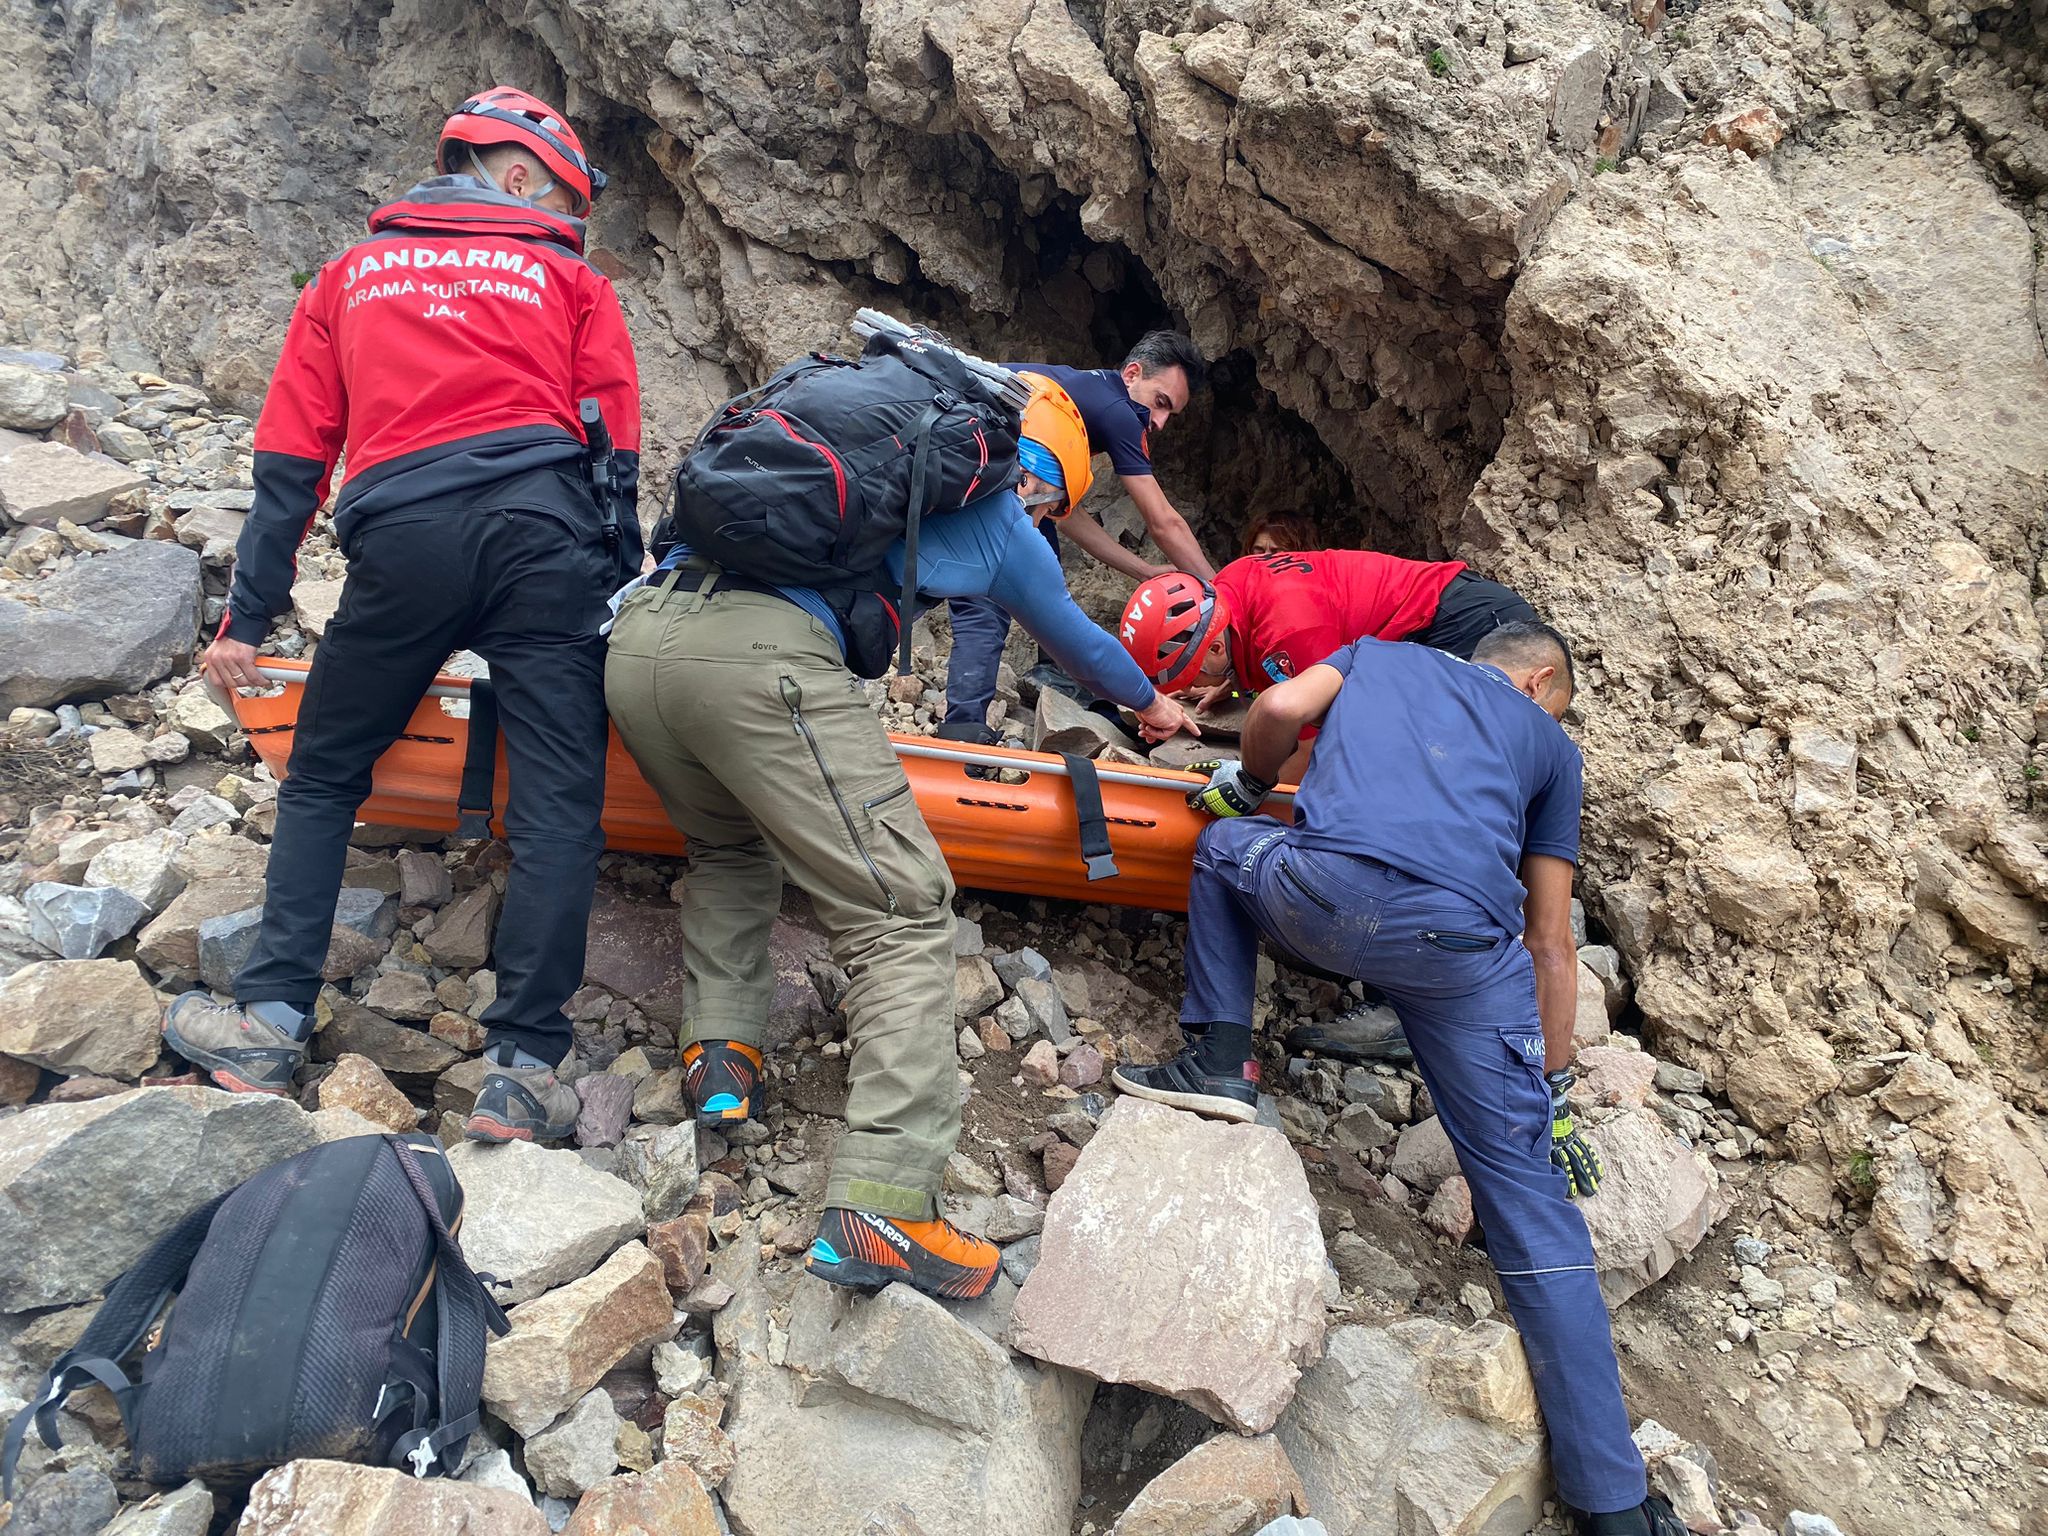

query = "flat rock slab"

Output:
[[1109, 1433, 1307, 1536], [1010, 1097, 1328, 1433], [0, 540, 200, 710], [1274, 1319, 1546, 1536], [0, 1087, 325, 1310], [445, 1138, 645, 1305], [482, 1241, 673, 1437], [0, 440, 146, 526], [1579, 1106, 1719, 1307], [714, 1242, 1090, 1536], [239, 1459, 547, 1535], [0, 958, 162, 1079]]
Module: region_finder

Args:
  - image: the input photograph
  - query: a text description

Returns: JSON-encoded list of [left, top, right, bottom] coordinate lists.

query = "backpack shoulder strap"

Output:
[[894, 402, 947, 675], [1, 1192, 228, 1498], [384, 1137, 508, 1479]]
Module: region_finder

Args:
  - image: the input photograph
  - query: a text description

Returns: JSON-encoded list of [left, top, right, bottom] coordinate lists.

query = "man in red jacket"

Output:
[[165, 89, 641, 1144]]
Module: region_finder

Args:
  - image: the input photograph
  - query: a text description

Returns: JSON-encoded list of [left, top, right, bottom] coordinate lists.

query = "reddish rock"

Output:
[[1109, 1432, 1306, 1536], [1425, 1176, 1475, 1245], [1058, 1043, 1104, 1090], [1574, 1046, 1657, 1107], [574, 1073, 636, 1149], [318, 1054, 420, 1134], [564, 1461, 719, 1536], [483, 1242, 674, 1437], [428, 1011, 488, 1053], [582, 890, 690, 1029], [647, 1210, 712, 1294], [1020, 1040, 1060, 1088], [1042, 1142, 1080, 1192], [1703, 106, 1785, 158]]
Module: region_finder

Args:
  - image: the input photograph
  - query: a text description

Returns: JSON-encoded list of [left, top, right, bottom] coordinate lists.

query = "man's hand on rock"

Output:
[[1134, 693, 1198, 744], [202, 636, 266, 692]]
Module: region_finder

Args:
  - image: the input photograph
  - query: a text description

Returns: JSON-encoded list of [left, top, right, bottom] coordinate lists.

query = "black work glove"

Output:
[[1547, 1069, 1602, 1198]]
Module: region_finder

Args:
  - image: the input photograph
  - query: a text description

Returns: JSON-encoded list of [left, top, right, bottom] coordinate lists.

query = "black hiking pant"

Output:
[[235, 493, 613, 1065]]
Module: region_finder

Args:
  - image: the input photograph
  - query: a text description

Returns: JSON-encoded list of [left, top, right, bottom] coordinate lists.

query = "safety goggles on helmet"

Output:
[[438, 87, 607, 216], [1015, 437, 1071, 516]]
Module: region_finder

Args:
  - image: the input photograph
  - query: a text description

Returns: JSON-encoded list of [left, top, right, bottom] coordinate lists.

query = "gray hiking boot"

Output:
[[1283, 999, 1412, 1064], [162, 993, 307, 1095], [465, 1062, 579, 1144]]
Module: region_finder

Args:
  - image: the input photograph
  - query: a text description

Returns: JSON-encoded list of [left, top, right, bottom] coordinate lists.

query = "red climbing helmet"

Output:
[[437, 87, 607, 215], [1120, 572, 1227, 695]]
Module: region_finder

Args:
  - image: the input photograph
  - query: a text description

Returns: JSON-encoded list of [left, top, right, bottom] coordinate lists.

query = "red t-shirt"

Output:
[[1214, 550, 1466, 690]]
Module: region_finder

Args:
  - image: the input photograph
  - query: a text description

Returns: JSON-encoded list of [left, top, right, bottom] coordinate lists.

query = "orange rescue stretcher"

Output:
[[229, 660, 1295, 912]]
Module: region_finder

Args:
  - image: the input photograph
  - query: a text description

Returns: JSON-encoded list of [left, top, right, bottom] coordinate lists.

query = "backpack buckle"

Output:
[[407, 1438, 438, 1479]]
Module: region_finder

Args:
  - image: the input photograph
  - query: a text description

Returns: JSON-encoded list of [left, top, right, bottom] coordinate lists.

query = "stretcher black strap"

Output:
[[896, 403, 946, 676], [1060, 752, 1118, 882], [455, 678, 498, 840]]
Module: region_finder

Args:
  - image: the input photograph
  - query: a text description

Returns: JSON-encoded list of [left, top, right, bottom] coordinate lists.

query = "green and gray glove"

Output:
[[1547, 1069, 1602, 1198], [1189, 759, 1272, 818]]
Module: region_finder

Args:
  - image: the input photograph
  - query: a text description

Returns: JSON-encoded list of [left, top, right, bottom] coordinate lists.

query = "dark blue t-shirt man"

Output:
[[1290, 637, 1583, 935], [1111, 622, 1669, 1533], [942, 333, 1215, 735]]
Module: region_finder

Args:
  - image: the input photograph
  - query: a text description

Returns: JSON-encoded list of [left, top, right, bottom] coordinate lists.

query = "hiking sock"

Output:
[[247, 1000, 311, 1042], [489, 1042, 556, 1072], [1193, 1021, 1255, 1075]]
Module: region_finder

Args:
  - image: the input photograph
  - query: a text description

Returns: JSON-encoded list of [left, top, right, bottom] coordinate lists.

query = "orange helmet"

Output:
[[438, 87, 606, 215], [1013, 372, 1093, 516], [1120, 572, 1227, 694]]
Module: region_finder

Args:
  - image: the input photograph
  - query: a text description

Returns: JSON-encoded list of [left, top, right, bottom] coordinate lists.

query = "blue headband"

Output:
[[1016, 437, 1064, 489]]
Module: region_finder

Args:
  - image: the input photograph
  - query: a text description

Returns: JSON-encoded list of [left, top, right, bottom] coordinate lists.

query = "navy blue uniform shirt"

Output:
[[1007, 362, 1153, 478], [1292, 638, 1582, 934]]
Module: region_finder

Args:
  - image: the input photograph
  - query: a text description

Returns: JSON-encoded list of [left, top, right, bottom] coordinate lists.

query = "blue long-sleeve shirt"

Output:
[[654, 490, 1154, 709]]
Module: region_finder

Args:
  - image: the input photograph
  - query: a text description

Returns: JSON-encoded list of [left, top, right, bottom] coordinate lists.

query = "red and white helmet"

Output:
[[437, 87, 607, 215], [1120, 572, 1227, 694]]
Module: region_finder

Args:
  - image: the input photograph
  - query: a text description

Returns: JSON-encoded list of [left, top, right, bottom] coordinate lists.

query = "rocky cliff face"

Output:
[[5, 0, 2047, 1422]]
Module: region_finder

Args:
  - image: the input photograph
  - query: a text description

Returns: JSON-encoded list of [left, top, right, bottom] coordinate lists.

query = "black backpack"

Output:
[[2, 1134, 505, 1494], [656, 328, 1023, 676]]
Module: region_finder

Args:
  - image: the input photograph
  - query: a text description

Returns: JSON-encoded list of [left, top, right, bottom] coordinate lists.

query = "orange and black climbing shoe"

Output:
[[807, 1207, 1000, 1300], [681, 1038, 764, 1127]]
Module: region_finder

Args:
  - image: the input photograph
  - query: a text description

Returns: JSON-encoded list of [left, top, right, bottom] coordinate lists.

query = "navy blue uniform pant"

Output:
[[235, 500, 612, 1066], [942, 521, 1060, 728], [1181, 815, 1648, 1515]]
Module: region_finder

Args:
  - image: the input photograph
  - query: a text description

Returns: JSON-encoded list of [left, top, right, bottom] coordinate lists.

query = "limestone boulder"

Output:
[[312, 993, 463, 1080], [316, 1054, 419, 1134], [1010, 1098, 1328, 1434], [24, 881, 150, 959], [717, 1244, 1090, 1536], [237, 1459, 547, 1535], [1032, 687, 1137, 757], [1578, 1107, 1719, 1306], [0, 1087, 325, 1310], [424, 885, 497, 970], [135, 877, 265, 979], [0, 361, 69, 430], [84, 829, 189, 914], [0, 541, 200, 710], [100, 1479, 214, 1536], [1726, 1035, 1842, 1133], [0, 440, 146, 526], [562, 1462, 720, 1536], [523, 1387, 620, 1499], [482, 1241, 673, 1436], [1389, 1115, 1461, 1195], [0, 958, 161, 1078], [1274, 1319, 1547, 1536], [1109, 1434, 1308, 1536], [445, 1139, 645, 1305]]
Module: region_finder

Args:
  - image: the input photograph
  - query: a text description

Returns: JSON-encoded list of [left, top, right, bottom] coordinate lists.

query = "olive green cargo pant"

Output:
[[604, 572, 959, 1220]]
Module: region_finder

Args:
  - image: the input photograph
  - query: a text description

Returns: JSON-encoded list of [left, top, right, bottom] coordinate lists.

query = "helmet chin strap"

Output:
[[465, 149, 561, 208]]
